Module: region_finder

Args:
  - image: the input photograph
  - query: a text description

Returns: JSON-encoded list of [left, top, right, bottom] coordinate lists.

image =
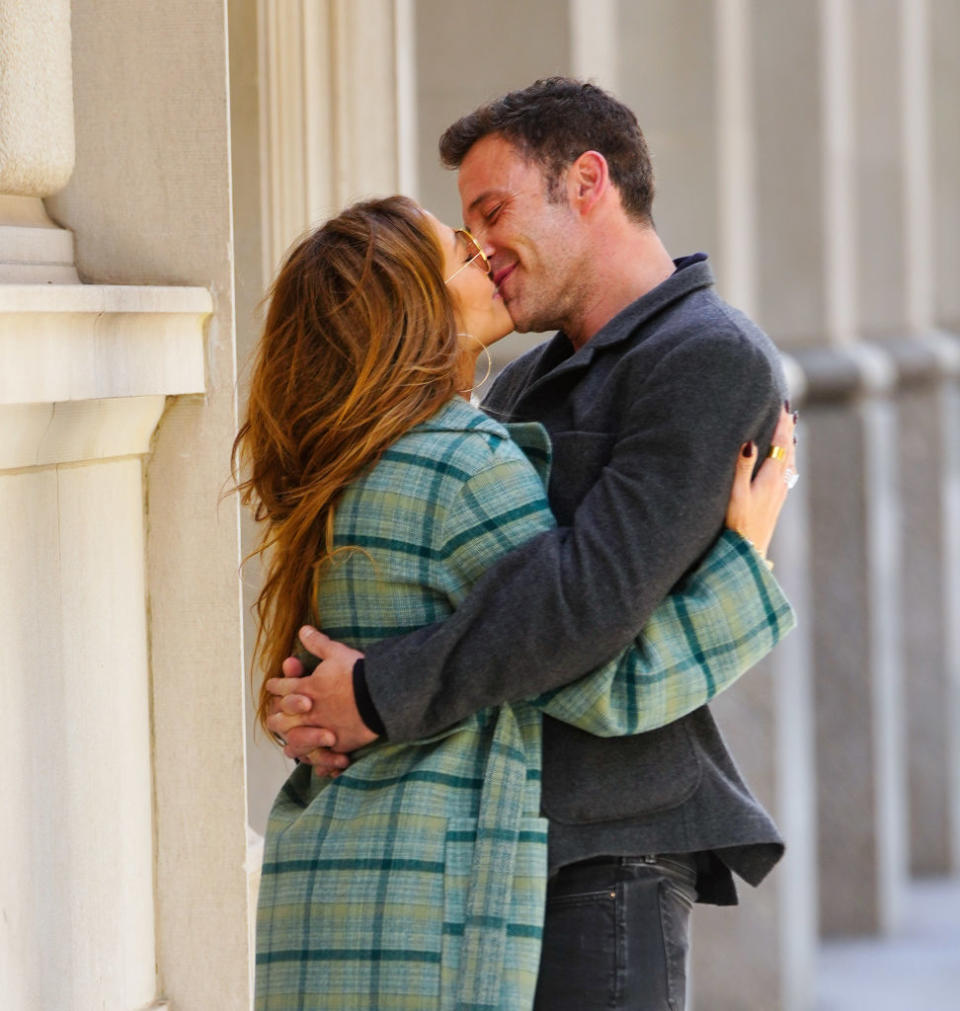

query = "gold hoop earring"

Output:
[[456, 332, 493, 396]]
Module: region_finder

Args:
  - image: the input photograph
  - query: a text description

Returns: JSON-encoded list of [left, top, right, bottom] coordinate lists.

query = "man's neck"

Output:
[[564, 227, 676, 351]]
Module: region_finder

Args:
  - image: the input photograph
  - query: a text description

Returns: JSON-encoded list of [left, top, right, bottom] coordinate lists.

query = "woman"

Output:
[[235, 196, 796, 1009]]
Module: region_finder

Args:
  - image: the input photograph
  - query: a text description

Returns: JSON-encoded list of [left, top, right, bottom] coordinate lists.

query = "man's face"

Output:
[[457, 134, 586, 335]]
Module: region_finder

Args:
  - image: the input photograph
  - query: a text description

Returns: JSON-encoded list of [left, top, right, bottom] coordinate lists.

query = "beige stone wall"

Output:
[[46, 0, 251, 1004], [1, 1, 246, 1009], [0, 0, 74, 195], [1, 2, 956, 1008]]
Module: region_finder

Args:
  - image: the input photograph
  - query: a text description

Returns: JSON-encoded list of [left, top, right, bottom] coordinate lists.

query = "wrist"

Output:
[[352, 658, 387, 738], [733, 529, 775, 571]]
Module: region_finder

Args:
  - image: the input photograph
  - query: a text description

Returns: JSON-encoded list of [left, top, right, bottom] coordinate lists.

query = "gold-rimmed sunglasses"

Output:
[[445, 228, 492, 283]]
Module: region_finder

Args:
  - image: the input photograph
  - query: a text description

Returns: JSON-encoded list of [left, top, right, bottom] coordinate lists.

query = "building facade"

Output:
[[1, 1, 957, 1008]]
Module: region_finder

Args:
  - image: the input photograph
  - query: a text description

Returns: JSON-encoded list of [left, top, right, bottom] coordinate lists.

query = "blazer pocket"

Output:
[[540, 718, 702, 824], [546, 430, 618, 524]]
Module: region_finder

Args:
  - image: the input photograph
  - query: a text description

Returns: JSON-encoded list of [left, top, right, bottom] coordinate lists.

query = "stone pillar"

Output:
[[569, 0, 618, 93], [932, 0, 960, 337], [796, 346, 905, 937], [640, 3, 817, 1008], [414, 0, 570, 226], [690, 444, 817, 1011], [779, 0, 908, 938], [257, 0, 406, 278], [846, 0, 960, 881], [896, 335, 960, 877], [43, 1, 250, 1006], [0, 4, 207, 1009], [619, 0, 722, 272], [930, 0, 960, 876], [0, 462, 159, 1011]]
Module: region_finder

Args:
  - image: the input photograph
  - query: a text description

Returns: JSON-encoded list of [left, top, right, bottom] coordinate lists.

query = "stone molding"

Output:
[[0, 280, 210, 470], [0, 225, 78, 283], [791, 342, 895, 404], [0, 396, 166, 471], [790, 334, 960, 405], [884, 330, 960, 388]]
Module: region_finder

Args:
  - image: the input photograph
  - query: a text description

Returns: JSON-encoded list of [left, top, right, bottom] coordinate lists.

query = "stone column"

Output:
[[929, 0, 960, 877], [257, 0, 406, 279], [569, 0, 619, 93], [0, 2, 216, 1008], [864, 0, 960, 879], [627, 3, 817, 1008], [43, 1, 250, 1006], [789, 0, 907, 937]]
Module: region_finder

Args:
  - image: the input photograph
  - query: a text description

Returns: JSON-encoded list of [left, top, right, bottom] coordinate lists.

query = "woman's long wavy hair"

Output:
[[233, 196, 461, 736]]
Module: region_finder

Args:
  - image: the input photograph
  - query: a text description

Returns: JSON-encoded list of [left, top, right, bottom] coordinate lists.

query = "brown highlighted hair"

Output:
[[439, 77, 655, 225], [233, 196, 460, 735]]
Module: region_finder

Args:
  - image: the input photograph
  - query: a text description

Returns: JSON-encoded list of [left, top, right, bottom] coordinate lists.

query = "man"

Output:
[[267, 78, 791, 1008]]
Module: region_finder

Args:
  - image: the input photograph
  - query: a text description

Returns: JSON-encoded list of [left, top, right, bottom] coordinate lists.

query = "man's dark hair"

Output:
[[439, 77, 655, 224]]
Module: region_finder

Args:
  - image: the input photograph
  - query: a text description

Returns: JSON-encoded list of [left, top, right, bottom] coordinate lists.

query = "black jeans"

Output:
[[533, 854, 697, 1011]]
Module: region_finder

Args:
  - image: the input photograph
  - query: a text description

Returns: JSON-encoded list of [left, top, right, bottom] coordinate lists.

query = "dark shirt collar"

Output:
[[672, 251, 709, 272]]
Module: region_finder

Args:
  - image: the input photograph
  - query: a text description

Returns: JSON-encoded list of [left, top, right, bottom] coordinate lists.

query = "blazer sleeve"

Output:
[[364, 332, 787, 742], [429, 450, 794, 740], [532, 530, 795, 735]]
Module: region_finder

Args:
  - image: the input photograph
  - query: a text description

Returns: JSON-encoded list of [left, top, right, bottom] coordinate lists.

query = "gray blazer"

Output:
[[363, 257, 788, 903]]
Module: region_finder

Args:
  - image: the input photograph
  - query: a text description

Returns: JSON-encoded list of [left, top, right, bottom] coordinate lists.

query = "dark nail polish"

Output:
[[785, 399, 791, 412], [742, 443, 753, 458], [793, 410, 799, 424]]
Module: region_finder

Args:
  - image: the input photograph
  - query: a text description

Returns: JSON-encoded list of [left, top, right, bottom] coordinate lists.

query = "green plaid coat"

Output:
[[255, 396, 795, 1010]]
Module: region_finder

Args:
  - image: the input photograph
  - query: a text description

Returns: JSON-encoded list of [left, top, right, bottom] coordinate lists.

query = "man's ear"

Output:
[[567, 150, 609, 214]]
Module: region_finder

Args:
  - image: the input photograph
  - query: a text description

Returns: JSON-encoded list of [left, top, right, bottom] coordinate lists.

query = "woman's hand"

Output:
[[725, 407, 798, 560]]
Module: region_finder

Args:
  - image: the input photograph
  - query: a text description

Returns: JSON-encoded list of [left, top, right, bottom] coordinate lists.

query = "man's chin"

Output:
[[508, 313, 553, 336], [504, 303, 536, 335]]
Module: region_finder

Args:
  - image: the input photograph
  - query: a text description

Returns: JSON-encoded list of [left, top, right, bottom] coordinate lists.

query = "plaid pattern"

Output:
[[255, 397, 795, 1009]]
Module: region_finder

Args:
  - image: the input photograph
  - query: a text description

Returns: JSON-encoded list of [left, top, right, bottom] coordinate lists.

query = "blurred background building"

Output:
[[1, 1, 957, 1008]]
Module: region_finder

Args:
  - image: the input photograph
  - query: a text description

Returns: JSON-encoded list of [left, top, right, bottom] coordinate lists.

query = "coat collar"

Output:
[[521, 254, 714, 395], [412, 397, 552, 486], [413, 395, 510, 437]]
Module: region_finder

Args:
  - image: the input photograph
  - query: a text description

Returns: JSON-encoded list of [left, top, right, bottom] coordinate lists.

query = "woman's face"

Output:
[[429, 214, 514, 348]]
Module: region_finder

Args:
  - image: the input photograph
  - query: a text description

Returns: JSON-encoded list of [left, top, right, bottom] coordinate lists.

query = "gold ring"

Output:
[[767, 445, 787, 462]]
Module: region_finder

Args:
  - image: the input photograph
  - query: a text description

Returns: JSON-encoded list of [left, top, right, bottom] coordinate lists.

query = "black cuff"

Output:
[[352, 658, 386, 738]]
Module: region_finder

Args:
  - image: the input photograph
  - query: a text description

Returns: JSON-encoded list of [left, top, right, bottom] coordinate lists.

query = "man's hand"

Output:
[[268, 656, 349, 776], [265, 627, 377, 774]]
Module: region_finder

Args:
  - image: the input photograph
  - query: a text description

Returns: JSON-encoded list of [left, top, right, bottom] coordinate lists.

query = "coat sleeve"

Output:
[[408, 444, 794, 741], [364, 333, 787, 742]]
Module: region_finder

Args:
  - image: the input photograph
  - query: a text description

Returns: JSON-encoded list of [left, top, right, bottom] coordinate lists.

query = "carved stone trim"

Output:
[[0, 284, 210, 406], [0, 282, 209, 470]]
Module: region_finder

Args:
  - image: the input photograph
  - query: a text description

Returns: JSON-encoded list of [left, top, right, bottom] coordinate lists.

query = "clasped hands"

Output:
[[265, 626, 377, 776]]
